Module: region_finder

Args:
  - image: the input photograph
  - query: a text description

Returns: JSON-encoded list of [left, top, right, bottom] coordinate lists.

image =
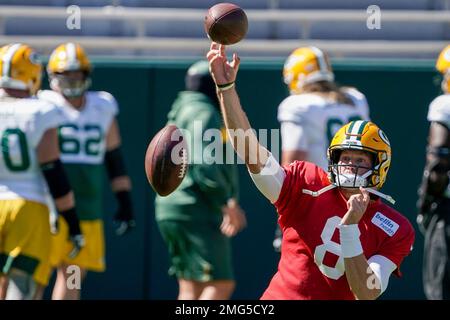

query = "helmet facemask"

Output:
[[50, 71, 91, 98], [331, 164, 372, 188], [328, 148, 380, 189]]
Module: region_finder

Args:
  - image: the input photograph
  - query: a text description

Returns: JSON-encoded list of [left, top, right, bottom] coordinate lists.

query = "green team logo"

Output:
[[59, 124, 103, 156]]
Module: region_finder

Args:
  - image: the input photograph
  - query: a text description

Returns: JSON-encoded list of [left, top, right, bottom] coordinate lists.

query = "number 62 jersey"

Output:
[[37, 90, 118, 220], [0, 94, 62, 204]]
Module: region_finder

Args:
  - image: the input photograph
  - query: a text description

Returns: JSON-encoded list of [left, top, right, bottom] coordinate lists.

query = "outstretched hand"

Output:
[[206, 42, 240, 86]]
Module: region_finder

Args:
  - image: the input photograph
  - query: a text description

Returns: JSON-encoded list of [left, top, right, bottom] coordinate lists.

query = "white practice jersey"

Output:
[[428, 94, 450, 127], [277, 87, 370, 169], [0, 92, 62, 204], [38, 90, 118, 165], [427, 94, 450, 198]]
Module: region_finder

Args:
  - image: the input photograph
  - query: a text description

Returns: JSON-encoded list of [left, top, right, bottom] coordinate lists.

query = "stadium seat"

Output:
[[120, 0, 220, 9], [0, 0, 56, 5], [246, 21, 274, 39], [309, 21, 448, 40], [432, 0, 450, 10], [4, 17, 135, 37], [144, 20, 273, 40], [65, 0, 113, 6], [119, 0, 270, 9], [0, 0, 440, 10], [5, 17, 81, 36], [145, 20, 203, 38], [0, 0, 445, 58], [271, 22, 305, 40], [279, 0, 432, 10], [0, 0, 111, 6]]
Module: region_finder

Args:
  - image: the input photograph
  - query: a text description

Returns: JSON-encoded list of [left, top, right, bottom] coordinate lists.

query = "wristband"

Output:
[[216, 82, 235, 92], [105, 147, 127, 180], [339, 224, 363, 258], [41, 159, 71, 199]]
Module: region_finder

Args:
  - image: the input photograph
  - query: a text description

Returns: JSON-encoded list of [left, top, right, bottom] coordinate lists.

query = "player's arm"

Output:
[[342, 253, 396, 300], [207, 42, 286, 203], [37, 128, 84, 258], [339, 188, 396, 299], [207, 42, 268, 174], [417, 121, 450, 228], [105, 118, 135, 236]]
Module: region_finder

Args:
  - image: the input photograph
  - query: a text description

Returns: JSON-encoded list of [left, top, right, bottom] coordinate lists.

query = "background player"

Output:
[[38, 42, 135, 300], [417, 44, 450, 300], [0, 43, 83, 300], [155, 60, 246, 300], [279, 46, 370, 168]]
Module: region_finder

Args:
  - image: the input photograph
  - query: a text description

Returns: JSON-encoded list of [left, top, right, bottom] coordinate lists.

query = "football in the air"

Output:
[[204, 2, 248, 45], [145, 124, 188, 196]]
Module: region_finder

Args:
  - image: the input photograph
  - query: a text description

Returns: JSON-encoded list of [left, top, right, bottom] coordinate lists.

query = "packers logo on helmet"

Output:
[[0, 43, 42, 95], [47, 43, 91, 97], [283, 46, 334, 95], [327, 120, 391, 190], [436, 45, 450, 93]]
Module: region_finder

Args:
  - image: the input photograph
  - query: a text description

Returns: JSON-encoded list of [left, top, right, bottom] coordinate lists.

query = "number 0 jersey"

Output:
[[0, 93, 61, 204], [38, 90, 118, 220], [261, 161, 415, 300], [277, 88, 370, 170]]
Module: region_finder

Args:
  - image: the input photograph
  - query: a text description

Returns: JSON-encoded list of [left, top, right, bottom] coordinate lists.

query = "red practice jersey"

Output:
[[261, 161, 415, 300]]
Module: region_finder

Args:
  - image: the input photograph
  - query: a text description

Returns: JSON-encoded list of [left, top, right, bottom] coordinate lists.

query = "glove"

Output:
[[114, 191, 136, 236], [68, 234, 86, 259], [59, 207, 85, 258]]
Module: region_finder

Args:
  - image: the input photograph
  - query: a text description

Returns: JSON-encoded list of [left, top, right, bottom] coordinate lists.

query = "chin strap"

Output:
[[302, 184, 396, 205]]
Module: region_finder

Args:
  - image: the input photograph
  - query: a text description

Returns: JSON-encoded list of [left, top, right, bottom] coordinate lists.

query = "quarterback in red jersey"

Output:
[[207, 42, 415, 300]]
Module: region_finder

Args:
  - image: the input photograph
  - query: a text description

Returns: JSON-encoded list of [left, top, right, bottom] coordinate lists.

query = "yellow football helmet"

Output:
[[0, 43, 42, 95], [327, 120, 391, 190], [47, 43, 91, 97], [436, 45, 450, 93], [283, 46, 334, 95]]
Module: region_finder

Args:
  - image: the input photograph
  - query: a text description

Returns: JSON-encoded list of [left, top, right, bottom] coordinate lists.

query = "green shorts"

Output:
[[157, 219, 234, 282]]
